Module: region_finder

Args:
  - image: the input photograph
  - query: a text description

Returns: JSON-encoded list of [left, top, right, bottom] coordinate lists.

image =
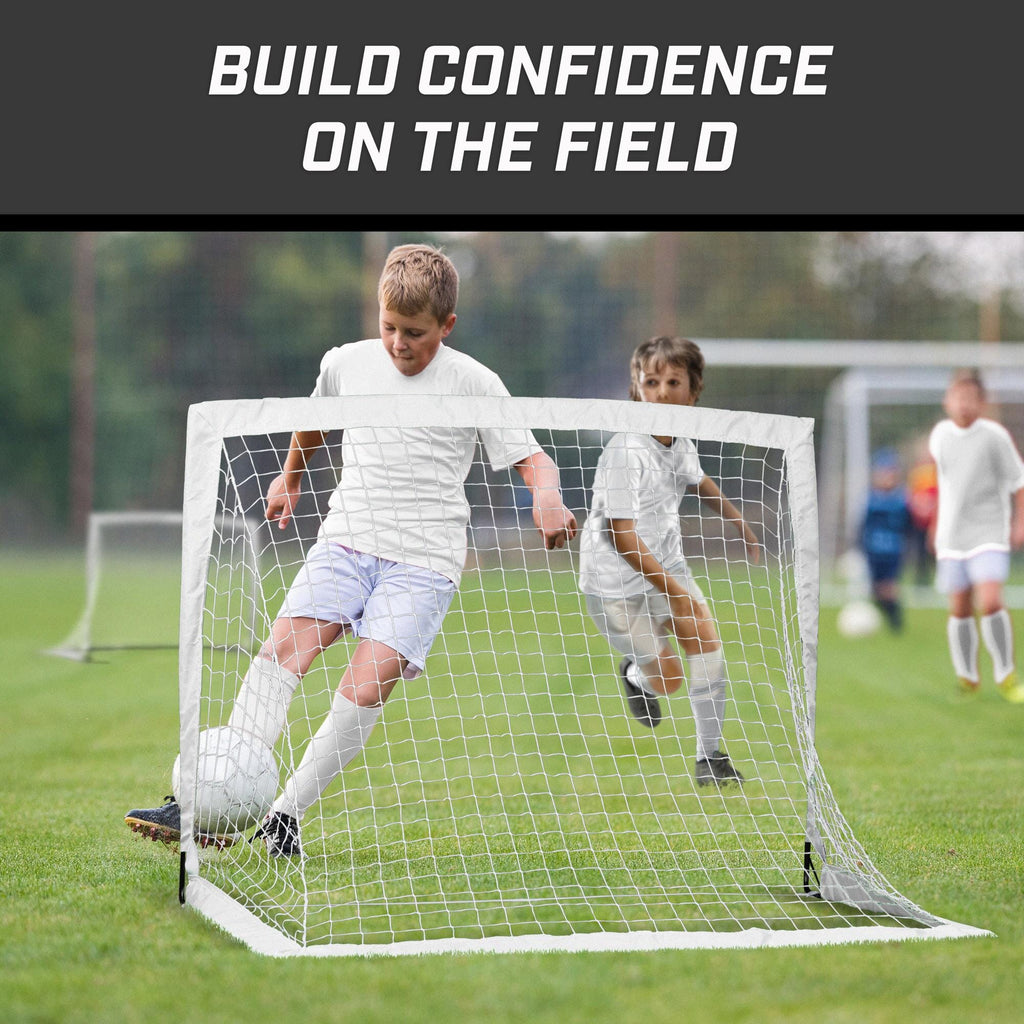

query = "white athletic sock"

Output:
[[626, 658, 660, 696], [227, 657, 301, 749], [275, 692, 382, 821], [687, 648, 727, 761], [947, 616, 979, 683], [980, 610, 1015, 683]]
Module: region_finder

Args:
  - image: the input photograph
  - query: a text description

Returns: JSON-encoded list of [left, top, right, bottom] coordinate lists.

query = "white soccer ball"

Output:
[[172, 726, 279, 835], [837, 600, 883, 639]]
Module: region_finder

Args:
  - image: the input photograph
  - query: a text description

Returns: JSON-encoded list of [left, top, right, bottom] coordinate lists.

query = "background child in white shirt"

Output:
[[929, 368, 1024, 701], [578, 336, 760, 787]]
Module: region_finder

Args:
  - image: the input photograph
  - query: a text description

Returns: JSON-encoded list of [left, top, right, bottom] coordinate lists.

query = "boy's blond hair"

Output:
[[378, 243, 459, 324], [629, 336, 706, 402]]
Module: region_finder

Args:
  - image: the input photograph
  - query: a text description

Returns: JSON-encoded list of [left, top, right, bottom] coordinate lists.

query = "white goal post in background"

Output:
[[818, 366, 1024, 604], [695, 340, 1024, 607], [47, 510, 263, 662], [176, 394, 988, 956]]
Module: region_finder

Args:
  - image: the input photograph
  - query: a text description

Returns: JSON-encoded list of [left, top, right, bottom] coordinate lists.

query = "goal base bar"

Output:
[[184, 877, 993, 959]]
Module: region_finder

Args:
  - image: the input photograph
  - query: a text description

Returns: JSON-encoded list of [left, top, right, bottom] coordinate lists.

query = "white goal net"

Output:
[[177, 394, 987, 956]]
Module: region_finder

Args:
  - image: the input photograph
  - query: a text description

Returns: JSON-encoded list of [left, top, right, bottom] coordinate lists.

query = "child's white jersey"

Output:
[[578, 432, 705, 598], [311, 338, 540, 585], [928, 416, 1024, 559]]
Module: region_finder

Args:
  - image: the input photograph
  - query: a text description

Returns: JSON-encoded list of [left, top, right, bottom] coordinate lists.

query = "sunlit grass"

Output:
[[2, 553, 1021, 1024]]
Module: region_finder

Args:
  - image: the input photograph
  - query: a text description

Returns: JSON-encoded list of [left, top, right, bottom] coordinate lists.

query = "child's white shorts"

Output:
[[935, 550, 1010, 594], [585, 566, 707, 666], [278, 540, 456, 678]]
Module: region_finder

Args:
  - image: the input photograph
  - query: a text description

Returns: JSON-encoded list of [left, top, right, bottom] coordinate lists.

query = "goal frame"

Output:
[[176, 394, 990, 955], [47, 509, 263, 662]]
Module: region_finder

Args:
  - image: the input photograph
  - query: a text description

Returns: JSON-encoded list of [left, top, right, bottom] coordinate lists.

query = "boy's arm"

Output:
[[1012, 486, 1024, 550], [608, 518, 707, 646], [695, 476, 761, 564], [608, 519, 687, 600], [513, 451, 578, 550], [266, 430, 328, 530]]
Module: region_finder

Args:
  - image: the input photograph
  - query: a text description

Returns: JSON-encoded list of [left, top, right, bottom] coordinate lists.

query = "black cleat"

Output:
[[619, 656, 662, 728], [125, 795, 235, 850], [125, 796, 181, 845], [695, 750, 745, 788], [252, 811, 303, 858]]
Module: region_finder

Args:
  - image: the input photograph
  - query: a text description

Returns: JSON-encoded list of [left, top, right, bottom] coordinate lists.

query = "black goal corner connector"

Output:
[[179, 852, 187, 905], [803, 840, 822, 899]]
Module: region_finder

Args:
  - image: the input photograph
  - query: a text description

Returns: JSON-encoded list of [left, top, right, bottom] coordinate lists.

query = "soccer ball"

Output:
[[172, 726, 279, 835], [836, 600, 883, 639]]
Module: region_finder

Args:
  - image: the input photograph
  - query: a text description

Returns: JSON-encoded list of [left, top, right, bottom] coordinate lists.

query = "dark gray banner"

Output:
[[4, 2, 1020, 217]]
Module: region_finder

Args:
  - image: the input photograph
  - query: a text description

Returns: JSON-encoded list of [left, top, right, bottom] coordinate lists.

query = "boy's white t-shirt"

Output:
[[311, 338, 540, 585], [578, 432, 705, 598], [928, 416, 1024, 559]]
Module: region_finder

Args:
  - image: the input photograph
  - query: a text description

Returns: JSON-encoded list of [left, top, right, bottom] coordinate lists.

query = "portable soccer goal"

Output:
[[176, 394, 989, 956], [47, 509, 262, 662]]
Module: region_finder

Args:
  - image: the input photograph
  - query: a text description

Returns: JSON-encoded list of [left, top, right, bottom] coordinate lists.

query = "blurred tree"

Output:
[[3, 229, 1022, 540], [0, 232, 74, 538], [70, 232, 96, 537]]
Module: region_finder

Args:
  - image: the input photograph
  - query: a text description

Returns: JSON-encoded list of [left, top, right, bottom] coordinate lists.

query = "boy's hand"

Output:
[[266, 473, 303, 530], [532, 495, 578, 550]]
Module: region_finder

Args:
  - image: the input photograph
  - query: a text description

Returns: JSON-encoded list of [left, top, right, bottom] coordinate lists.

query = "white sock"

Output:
[[687, 648, 727, 761], [275, 692, 382, 821], [980, 610, 1015, 683], [626, 658, 660, 696], [947, 616, 979, 683], [227, 657, 301, 749]]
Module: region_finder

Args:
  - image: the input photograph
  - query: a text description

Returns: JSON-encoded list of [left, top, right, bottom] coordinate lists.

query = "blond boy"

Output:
[[127, 244, 577, 853]]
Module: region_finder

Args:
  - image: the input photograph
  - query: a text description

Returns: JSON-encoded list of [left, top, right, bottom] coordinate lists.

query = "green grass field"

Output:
[[3, 551, 1023, 1023]]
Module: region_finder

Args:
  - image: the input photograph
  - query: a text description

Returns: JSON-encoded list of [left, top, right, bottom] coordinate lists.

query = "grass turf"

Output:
[[2, 551, 1022, 1023]]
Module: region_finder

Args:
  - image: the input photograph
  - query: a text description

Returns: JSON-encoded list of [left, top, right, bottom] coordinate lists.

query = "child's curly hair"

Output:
[[629, 336, 705, 403]]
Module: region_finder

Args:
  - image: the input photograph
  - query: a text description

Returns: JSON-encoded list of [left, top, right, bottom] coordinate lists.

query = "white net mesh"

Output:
[[176, 395, 983, 954]]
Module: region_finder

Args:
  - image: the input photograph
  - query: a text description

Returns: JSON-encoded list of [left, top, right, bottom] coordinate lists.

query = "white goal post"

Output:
[[176, 394, 988, 956], [47, 510, 263, 662]]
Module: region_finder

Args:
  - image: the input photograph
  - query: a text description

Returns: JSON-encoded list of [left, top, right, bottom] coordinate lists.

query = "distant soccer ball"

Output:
[[172, 726, 278, 836], [837, 600, 883, 639]]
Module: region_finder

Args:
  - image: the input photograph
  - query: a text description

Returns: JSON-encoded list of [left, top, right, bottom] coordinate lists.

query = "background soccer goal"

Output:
[[818, 365, 1024, 605], [176, 394, 987, 956], [47, 510, 263, 662]]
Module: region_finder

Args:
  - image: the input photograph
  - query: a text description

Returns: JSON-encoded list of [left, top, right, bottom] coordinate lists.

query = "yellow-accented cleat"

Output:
[[957, 676, 980, 694], [997, 672, 1024, 703]]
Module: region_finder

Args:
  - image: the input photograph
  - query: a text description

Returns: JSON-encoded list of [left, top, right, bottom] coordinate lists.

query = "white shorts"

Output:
[[935, 550, 1011, 594], [585, 570, 707, 666], [278, 540, 457, 678]]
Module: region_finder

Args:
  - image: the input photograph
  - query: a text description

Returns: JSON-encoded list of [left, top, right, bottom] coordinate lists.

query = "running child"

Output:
[[859, 448, 911, 632], [578, 336, 760, 786]]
